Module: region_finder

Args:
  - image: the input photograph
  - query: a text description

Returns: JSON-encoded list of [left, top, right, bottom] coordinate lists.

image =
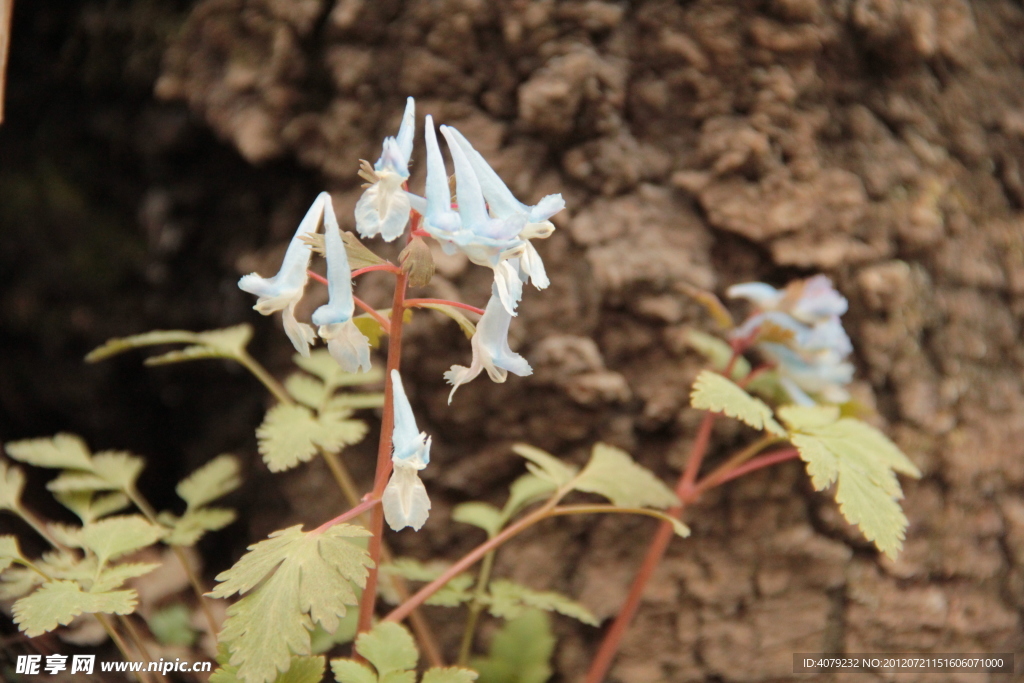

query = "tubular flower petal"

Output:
[[356, 97, 416, 242], [311, 195, 371, 373], [238, 193, 325, 355], [444, 285, 533, 403], [382, 370, 432, 531], [728, 276, 854, 405]]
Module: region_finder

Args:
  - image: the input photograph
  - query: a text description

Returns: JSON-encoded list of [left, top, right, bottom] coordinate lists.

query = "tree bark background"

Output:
[[1, 1, 1022, 680]]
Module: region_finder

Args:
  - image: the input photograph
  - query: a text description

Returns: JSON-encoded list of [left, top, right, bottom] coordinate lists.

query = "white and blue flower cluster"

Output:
[[727, 275, 854, 406], [238, 192, 371, 373]]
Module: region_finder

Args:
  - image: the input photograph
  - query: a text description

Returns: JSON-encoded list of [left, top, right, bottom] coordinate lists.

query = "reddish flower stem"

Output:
[[312, 497, 380, 534], [305, 270, 393, 333], [700, 448, 799, 489], [353, 263, 402, 277], [585, 350, 744, 683], [356, 269, 409, 636], [404, 298, 485, 316]]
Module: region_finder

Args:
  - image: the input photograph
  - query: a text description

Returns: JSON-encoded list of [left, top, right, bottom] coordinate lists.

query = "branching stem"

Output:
[[236, 351, 294, 406], [405, 299, 485, 316]]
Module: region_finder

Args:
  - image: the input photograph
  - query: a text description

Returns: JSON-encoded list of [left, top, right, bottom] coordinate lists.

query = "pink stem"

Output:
[[312, 497, 380, 534], [352, 264, 401, 277], [404, 298, 485, 316], [703, 448, 800, 488]]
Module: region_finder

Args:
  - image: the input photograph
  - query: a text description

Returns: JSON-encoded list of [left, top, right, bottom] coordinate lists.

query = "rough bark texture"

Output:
[[3, 0, 1023, 681]]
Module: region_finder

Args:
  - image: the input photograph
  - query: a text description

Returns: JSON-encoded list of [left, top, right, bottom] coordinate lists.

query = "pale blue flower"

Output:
[[382, 370, 431, 531], [444, 284, 533, 403], [410, 116, 565, 315], [728, 275, 854, 405], [355, 97, 416, 242], [238, 193, 324, 356], [311, 196, 371, 373]]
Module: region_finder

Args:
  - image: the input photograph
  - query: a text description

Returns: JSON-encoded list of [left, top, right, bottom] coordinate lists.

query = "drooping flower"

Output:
[[355, 97, 416, 242], [728, 275, 854, 406], [409, 116, 564, 315], [311, 196, 371, 373], [443, 284, 533, 403], [238, 193, 324, 356], [382, 370, 432, 531]]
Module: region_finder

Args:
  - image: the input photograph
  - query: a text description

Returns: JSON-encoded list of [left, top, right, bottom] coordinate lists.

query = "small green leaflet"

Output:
[[471, 610, 554, 683], [510, 445, 576, 487], [684, 330, 750, 380], [211, 525, 372, 683], [452, 503, 503, 537], [573, 443, 679, 510], [177, 454, 242, 510], [413, 303, 477, 339], [501, 475, 556, 523], [690, 370, 785, 435], [0, 535, 25, 573], [91, 562, 161, 593], [81, 515, 166, 567], [0, 550, 83, 599], [486, 580, 598, 626], [13, 580, 136, 637], [257, 405, 367, 472], [293, 350, 384, 389], [331, 622, 478, 683], [5, 433, 93, 470], [55, 490, 131, 524], [779, 406, 921, 559], [149, 603, 198, 647], [212, 648, 326, 683], [160, 508, 237, 546], [379, 559, 474, 607], [85, 325, 253, 365], [0, 460, 25, 510], [46, 451, 145, 493], [286, 373, 332, 409]]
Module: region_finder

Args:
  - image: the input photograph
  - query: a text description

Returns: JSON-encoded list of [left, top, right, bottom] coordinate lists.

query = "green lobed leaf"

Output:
[[215, 652, 327, 683], [785, 411, 921, 559], [149, 603, 198, 647], [13, 580, 136, 637], [212, 525, 372, 683], [378, 560, 474, 607], [510, 445, 576, 488], [328, 393, 387, 411], [46, 450, 145, 493], [0, 460, 25, 510], [286, 373, 331, 409], [309, 609, 359, 654], [91, 562, 161, 593], [0, 535, 25, 573], [332, 659, 378, 683], [485, 580, 598, 626], [571, 443, 679, 510], [501, 475, 556, 523], [257, 405, 368, 472], [55, 490, 131, 523], [414, 303, 477, 339], [452, 502, 503, 537], [48, 523, 85, 548], [177, 454, 242, 510], [161, 508, 237, 546], [690, 370, 786, 435], [86, 325, 253, 364], [81, 515, 166, 566], [421, 668, 479, 683], [471, 610, 554, 683], [684, 330, 750, 380], [292, 350, 384, 389], [777, 405, 842, 432], [354, 622, 418, 679], [5, 433, 93, 470]]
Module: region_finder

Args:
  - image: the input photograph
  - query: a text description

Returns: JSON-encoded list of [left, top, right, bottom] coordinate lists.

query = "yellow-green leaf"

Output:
[[13, 580, 136, 637], [86, 325, 252, 364], [690, 370, 785, 435], [214, 651, 325, 683], [777, 405, 841, 432], [177, 454, 242, 510], [92, 562, 161, 592], [354, 622, 418, 679], [258, 405, 367, 472], [501, 474, 557, 523], [486, 580, 598, 626], [470, 610, 554, 683], [81, 515, 165, 566], [55, 491, 131, 523], [161, 508, 237, 546], [414, 303, 477, 339], [0, 460, 25, 510], [5, 433, 93, 470], [0, 535, 25, 573], [421, 668, 479, 683], [684, 330, 750, 380], [212, 525, 372, 683], [332, 659, 378, 683], [572, 443, 678, 510], [286, 373, 331, 409], [46, 451, 144, 493], [510, 445, 576, 488], [788, 416, 921, 559], [452, 502, 502, 537], [149, 603, 197, 647]]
